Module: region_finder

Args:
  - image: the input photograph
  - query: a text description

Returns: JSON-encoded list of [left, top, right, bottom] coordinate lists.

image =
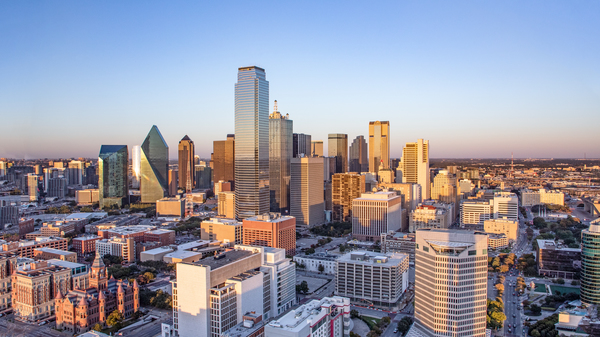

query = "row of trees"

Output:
[[488, 253, 516, 273], [310, 222, 352, 237], [527, 313, 559, 337], [516, 253, 537, 277], [139, 289, 172, 309], [487, 274, 507, 330]]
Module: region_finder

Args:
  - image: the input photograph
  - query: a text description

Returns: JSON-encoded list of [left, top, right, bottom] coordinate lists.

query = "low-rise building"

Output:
[[96, 237, 136, 263], [0, 237, 69, 258], [200, 218, 243, 244], [18, 218, 35, 238], [76, 189, 99, 205], [40, 221, 76, 237], [243, 213, 296, 256], [484, 218, 518, 242], [156, 197, 185, 218], [143, 229, 175, 247], [34, 247, 77, 262], [139, 246, 174, 262], [265, 296, 351, 337], [409, 203, 452, 232], [72, 235, 101, 257], [163, 250, 203, 263], [537, 240, 581, 279], [293, 253, 339, 274], [98, 224, 155, 243], [335, 251, 409, 308], [488, 233, 509, 250], [221, 312, 266, 337], [85, 215, 140, 233], [380, 232, 416, 263], [47, 259, 90, 290]]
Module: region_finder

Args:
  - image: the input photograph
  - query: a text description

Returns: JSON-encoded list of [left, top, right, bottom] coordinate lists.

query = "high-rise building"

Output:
[[493, 192, 519, 221], [67, 160, 84, 186], [217, 191, 235, 219], [48, 177, 67, 198], [351, 191, 402, 241], [269, 101, 293, 213], [243, 213, 296, 256], [409, 203, 453, 232], [0, 161, 5, 177], [212, 134, 235, 188], [234, 66, 270, 220], [178, 135, 195, 192], [349, 135, 368, 174], [98, 145, 128, 209], [293, 133, 312, 158], [131, 145, 141, 189], [311, 140, 323, 157], [168, 169, 178, 196], [328, 134, 348, 174], [460, 200, 493, 226], [290, 157, 324, 227], [195, 165, 212, 189], [413, 229, 488, 337], [368, 121, 390, 177], [140, 125, 169, 203], [536, 239, 581, 279], [336, 251, 409, 308], [399, 139, 430, 200], [430, 170, 457, 204], [26, 174, 39, 201], [332, 173, 365, 222], [172, 245, 295, 337], [581, 220, 600, 305]]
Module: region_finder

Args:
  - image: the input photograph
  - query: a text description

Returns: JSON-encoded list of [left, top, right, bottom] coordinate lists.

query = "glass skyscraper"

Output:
[[349, 135, 368, 174], [328, 133, 348, 174], [141, 125, 169, 203], [235, 66, 269, 219], [131, 145, 141, 188], [581, 222, 600, 305], [98, 145, 128, 208], [269, 100, 293, 213], [178, 135, 195, 192]]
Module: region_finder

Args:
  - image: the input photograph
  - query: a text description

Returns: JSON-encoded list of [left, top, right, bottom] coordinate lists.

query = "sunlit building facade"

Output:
[[290, 157, 324, 227], [399, 139, 430, 200], [140, 125, 169, 203], [269, 101, 293, 213], [98, 145, 128, 208], [368, 121, 390, 177], [581, 221, 600, 305], [178, 135, 195, 192], [234, 66, 270, 219], [328, 133, 348, 174], [212, 134, 235, 189], [349, 136, 368, 174]]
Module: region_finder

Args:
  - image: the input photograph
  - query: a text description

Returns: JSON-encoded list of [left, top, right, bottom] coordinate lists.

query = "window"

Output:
[[468, 250, 476, 256], [423, 246, 429, 252], [482, 249, 487, 255]]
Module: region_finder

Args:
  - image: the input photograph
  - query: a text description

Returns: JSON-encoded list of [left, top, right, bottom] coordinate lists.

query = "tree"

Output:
[[495, 283, 504, 293], [318, 264, 325, 273], [556, 278, 565, 285], [296, 281, 309, 294], [530, 329, 541, 337], [305, 247, 315, 255], [106, 310, 124, 327], [350, 309, 360, 319], [92, 323, 102, 331], [382, 316, 391, 325], [491, 257, 501, 268], [530, 304, 542, 315], [144, 272, 156, 282], [499, 264, 509, 273], [339, 244, 346, 252]]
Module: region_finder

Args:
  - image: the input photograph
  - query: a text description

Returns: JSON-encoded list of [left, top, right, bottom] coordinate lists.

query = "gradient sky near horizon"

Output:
[[1, 1, 599, 160]]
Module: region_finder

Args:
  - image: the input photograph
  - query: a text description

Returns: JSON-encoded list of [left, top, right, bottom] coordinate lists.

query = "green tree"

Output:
[[296, 280, 309, 294], [318, 264, 325, 273], [530, 329, 541, 337], [106, 310, 124, 327], [350, 309, 360, 319], [382, 316, 391, 325], [144, 271, 156, 281], [92, 323, 102, 331], [556, 278, 565, 285], [530, 304, 542, 315]]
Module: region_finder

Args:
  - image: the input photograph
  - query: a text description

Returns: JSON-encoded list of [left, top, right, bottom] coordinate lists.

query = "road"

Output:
[[503, 274, 524, 336], [0, 315, 69, 337]]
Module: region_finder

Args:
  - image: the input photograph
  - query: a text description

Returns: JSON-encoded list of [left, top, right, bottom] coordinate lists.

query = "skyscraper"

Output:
[[332, 173, 365, 222], [269, 100, 293, 213], [311, 140, 323, 157], [293, 133, 311, 158], [67, 160, 84, 186], [140, 125, 169, 203], [413, 229, 488, 336], [212, 134, 235, 189], [399, 139, 430, 199], [26, 174, 39, 201], [368, 121, 390, 177], [349, 135, 368, 174], [131, 145, 141, 188], [581, 220, 600, 305], [290, 157, 324, 227], [234, 66, 269, 219], [328, 133, 348, 174], [98, 145, 128, 208], [178, 135, 195, 192]]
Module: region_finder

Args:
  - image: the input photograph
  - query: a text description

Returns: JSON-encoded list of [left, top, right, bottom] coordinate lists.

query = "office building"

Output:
[[269, 101, 293, 213], [131, 145, 141, 189], [212, 134, 235, 188], [336, 251, 409, 308], [11, 260, 71, 323], [483, 219, 518, 242], [332, 173, 365, 222], [218, 191, 235, 219], [34, 247, 77, 263], [234, 66, 270, 220], [368, 121, 390, 177], [156, 197, 185, 218], [581, 220, 600, 305], [379, 182, 417, 212], [200, 218, 243, 244], [459, 179, 474, 196], [214, 180, 231, 195], [243, 213, 296, 256], [311, 140, 323, 157], [380, 233, 416, 263], [67, 160, 84, 186], [290, 157, 324, 227], [293, 133, 311, 158], [488, 233, 509, 250], [409, 203, 452, 232], [328, 134, 348, 174], [26, 174, 39, 201], [144, 229, 176, 247], [349, 135, 368, 174], [537, 240, 581, 279], [493, 192, 519, 221], [172, 245, 295, 337], [265, 296, 351, 337], [55, 256, 139, 334], [460, 200, 493, 226], [168, 169, 178, 196], [48, 177, 67, 198], [413, 229, 488, 337], [293, 253, 339, 274], [76, 189, 99, 205], [430, 170, 457, 204], [1, 237, 69, 258], [141, 125, 169, 203], [178, 135, 195, 192], [195, 165, 212, 189], [521, 189, 566, 207], [72, 235, 102, 257], [96, 237, 136, 263], [40, 221, 76, 237], [351, 191, 402, 241], [399, 139, 430, 199], [98, 145, 129, 208]]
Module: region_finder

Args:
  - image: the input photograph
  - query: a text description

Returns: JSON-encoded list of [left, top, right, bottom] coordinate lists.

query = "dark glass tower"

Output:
[[269, 100, 293, 213], [178, 135, 195, 193], [98, 145, 129, 208], [141, 125, 169, 203], [349, 135, 368, 174], [328, 133, 348, 174], [235, 66, 269, 219]]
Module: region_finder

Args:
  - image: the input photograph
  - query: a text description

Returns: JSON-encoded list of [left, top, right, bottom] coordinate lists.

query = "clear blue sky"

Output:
[[1, 1, 599, 159]]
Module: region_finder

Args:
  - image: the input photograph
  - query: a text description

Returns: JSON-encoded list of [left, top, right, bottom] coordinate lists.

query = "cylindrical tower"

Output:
[[581, 222, 600, 305]]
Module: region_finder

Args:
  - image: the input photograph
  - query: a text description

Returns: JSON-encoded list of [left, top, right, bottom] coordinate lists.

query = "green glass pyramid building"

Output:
[[141, 125, 169, 203]]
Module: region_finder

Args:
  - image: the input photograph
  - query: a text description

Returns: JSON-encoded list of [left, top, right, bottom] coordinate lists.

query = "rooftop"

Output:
[[338, 250, 408, 266], [164, 250, 202, 260], [356, 191, 399, 200], [34, 247, 74, 255], [268, 297, 348, 332], [537, 239, 581, 252], [193, 250, 254, 270]]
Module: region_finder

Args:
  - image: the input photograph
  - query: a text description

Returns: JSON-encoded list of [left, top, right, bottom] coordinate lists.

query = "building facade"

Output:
[[332, 173, 365, 223], [409, 204, 452, 232], [368, 121, 390, 177], [96, 237, 136, 263], [293, 133, 311, 158], [178, 135, 195, 192], [352, 192, 402, 241], [537, 240, 581, 279], [483, 219, 518, 242], [328, 134, 348, 174], [269, 101, 293, 213], [399, 139, 430, 200], [242, 213, 296, 256], [200, 218, 243, 244], [218, 191, 235, 219], [581, 221, 600, 305], [141, 125, 169, 203], [290, 157, 324, 227], [349, 135, 368, 174], [212, 134, 235, 189], [98, 145, 129, 209]]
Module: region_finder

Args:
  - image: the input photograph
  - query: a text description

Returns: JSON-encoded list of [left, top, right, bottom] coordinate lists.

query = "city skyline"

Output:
[[1, 1, 599, 159]]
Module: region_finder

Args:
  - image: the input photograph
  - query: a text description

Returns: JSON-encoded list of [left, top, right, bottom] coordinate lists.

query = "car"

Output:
[[513, 314, 516, 317], [38, 321, 47, 326], [393, 328, 399, 333]]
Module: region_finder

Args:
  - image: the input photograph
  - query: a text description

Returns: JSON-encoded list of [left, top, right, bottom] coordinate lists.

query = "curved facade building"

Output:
[[235, 66, 270, 219], [269, 100, 293, 213], [581, 222, 600, 305], [141, 125, 169, 203]]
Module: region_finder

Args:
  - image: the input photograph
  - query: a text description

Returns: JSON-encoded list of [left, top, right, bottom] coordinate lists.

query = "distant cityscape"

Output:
[[1, 66, 600, 337]]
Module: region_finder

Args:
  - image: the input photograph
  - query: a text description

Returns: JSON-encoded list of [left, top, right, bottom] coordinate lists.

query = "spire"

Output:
[[133, 279, 139, 289], [181, 135, 191, 141], [117, 283, 124, 294], [55, 290, 64, 300], [273, 100, 278, 113], [92, 254, 105, 269], [98, 291, 105, 300], [78, 296, 88, 307]]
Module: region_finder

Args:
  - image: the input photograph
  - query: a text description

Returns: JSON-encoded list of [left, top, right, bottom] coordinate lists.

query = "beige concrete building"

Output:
[[413, 229, 488, 337], [381, 233, 416, 263], [76, 189, 99, 205], [522, 189, 565, 207], [368, 121, 390, 177], [398, 139, 430, 200], [218, 191, 235, 219], [409, 204, 452, 232], [290, 157, 324, 227], [200, 217, 243, 244], [40, 221, 76, 237], [156, 197, 185, 218], [332, 173, 365, 222], [379, 182, 417, 211], [335, 251, 409, 308], [493, 192, 519, 221], [352, 191, 402, 241], [311, 140, 323, 157], [460, 200, 493, 226], [484, 218, 518, 242], [11, 260, 71, 323], [214, 180, 232, 195], [95, 237, 135, 263], [488, 233, 509, 250], [34, 247, 77, 263], [430, 170, 457, 205]]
